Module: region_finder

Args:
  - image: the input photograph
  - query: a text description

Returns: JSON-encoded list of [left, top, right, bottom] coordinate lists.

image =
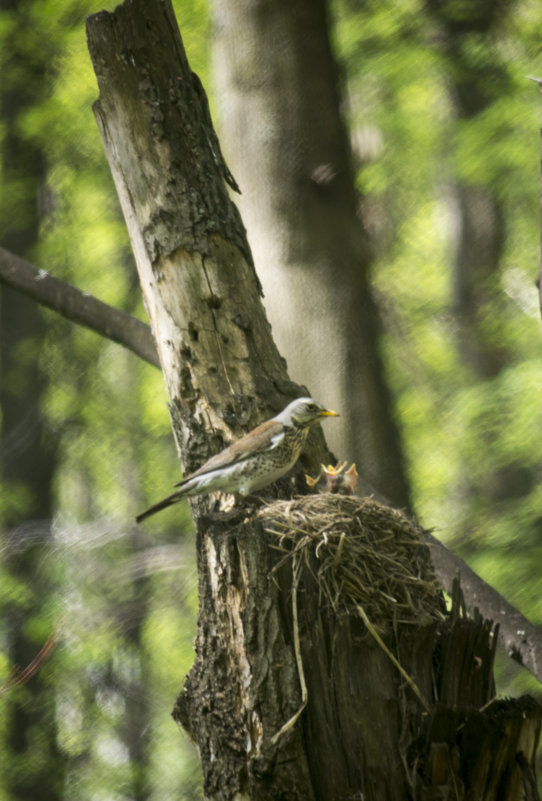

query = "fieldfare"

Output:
[[136, 397, 338, 523]]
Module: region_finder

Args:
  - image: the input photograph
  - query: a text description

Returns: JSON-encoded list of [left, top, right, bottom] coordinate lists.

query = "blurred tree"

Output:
[[0, 1, 65, 798], [211, 0, 411, 509], [426, 0, 512, 378], [423, 0, 541, 548]]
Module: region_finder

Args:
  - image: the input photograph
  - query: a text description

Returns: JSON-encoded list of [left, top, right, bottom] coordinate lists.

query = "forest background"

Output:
[[1, 0, 542, 799]]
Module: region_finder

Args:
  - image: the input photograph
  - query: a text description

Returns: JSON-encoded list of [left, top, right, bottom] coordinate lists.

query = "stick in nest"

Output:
[[271, 555, 308, 745]]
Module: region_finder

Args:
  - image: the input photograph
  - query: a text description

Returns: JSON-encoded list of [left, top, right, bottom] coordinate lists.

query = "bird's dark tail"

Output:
[[135, 492, 181, 524]]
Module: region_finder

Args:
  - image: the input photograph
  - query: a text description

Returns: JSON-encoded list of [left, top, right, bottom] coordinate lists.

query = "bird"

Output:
[[136, 397, 338, 523], [305, 462, 358, 495]]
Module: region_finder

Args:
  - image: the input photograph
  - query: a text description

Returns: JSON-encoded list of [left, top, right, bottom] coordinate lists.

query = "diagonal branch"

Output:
[[0, 246, 159, 368], [427, 532, 542, 682]]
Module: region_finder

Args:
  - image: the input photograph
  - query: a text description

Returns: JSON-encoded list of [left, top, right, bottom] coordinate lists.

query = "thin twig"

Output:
[[0, 619, 63, 696], [271, 557, 308, 744]]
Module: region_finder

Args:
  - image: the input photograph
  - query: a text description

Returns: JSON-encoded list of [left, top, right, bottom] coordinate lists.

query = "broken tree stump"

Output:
[[174, 495, 541, 800]]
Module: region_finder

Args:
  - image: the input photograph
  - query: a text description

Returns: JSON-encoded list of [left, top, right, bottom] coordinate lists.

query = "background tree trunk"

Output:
[[425, 0, 511, 379], [86, 2, 542, 798], [211, 0, 411, 509], [425, 0, 533, 570]]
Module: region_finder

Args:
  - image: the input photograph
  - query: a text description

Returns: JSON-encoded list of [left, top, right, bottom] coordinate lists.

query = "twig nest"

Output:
[[258, 494, 445, 626]]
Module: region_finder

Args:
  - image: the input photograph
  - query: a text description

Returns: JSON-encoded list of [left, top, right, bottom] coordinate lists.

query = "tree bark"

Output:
[[211, 0, 411, 509], [86, 2, 541, 799]]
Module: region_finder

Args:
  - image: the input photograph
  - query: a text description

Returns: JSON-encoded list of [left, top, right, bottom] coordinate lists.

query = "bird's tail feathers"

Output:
[[135, 491, 183, 524]]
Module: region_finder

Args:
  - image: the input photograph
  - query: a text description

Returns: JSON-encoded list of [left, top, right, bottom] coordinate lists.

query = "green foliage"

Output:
[[335, 0, 542, 707]]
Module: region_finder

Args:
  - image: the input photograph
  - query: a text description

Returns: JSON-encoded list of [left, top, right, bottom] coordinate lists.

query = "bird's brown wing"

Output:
[[173, 419, 284, 487]]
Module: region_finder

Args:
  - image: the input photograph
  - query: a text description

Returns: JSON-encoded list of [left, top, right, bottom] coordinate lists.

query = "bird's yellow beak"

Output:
[[319, 409, 339, 417]]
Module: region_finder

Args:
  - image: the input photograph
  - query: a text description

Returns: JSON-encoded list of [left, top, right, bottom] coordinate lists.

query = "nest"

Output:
[[258, 493, 444, 626]]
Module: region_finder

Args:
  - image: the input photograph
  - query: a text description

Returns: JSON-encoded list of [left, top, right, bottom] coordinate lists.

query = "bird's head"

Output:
[[276, 397, 339, 428]]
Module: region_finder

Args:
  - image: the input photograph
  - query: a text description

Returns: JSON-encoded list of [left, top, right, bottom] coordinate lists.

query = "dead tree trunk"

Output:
[[86, 2, 541, 798]]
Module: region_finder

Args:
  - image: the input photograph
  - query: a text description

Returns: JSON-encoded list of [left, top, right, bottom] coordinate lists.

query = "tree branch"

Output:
[[0, 246, 159, 368], [427, 532, 542, 682]]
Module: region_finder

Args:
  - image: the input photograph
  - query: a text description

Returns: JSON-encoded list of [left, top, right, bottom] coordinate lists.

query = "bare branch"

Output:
[[0, 246, 159, 368], [427, 531, 542, 682]]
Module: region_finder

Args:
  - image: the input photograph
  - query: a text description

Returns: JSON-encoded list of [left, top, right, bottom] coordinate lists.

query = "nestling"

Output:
[[136, 397, 338, 523]]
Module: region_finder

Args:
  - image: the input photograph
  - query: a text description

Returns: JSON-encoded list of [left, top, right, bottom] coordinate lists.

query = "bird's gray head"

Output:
[[275, 397, 339, 427]]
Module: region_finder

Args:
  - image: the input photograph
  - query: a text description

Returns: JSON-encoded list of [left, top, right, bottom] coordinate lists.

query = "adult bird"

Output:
[[136, 397, 338, 523]]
